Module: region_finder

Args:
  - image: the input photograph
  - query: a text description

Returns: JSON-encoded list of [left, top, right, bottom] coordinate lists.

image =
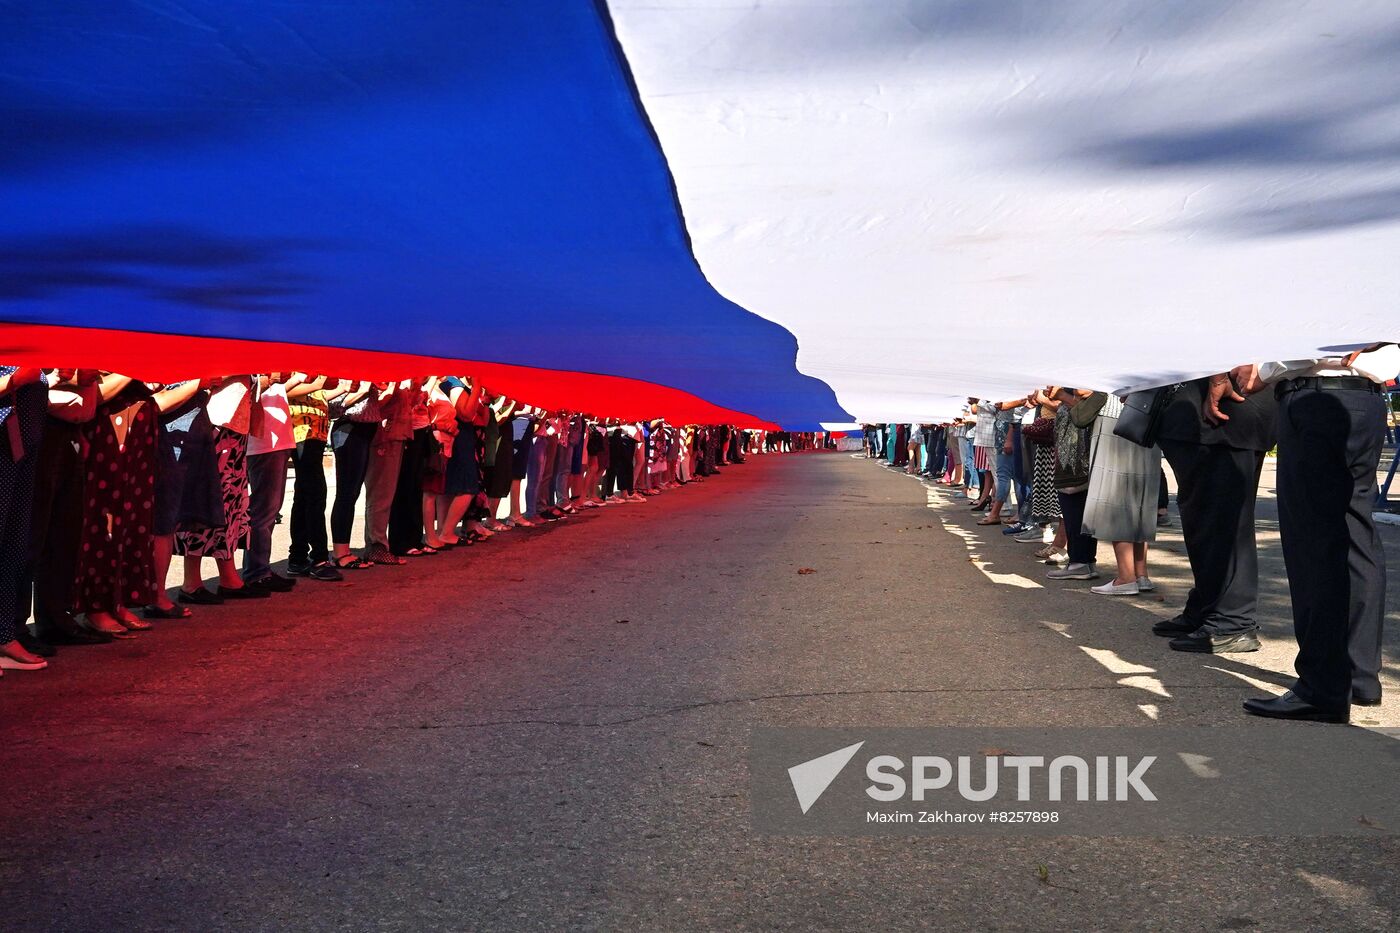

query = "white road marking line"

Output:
[[1177, 752, 1220, 778], [1079, 646, 1155, 675]]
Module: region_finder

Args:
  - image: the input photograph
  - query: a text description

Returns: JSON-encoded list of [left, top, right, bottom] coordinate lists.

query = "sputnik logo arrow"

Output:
[[787, 741, 865, 814]]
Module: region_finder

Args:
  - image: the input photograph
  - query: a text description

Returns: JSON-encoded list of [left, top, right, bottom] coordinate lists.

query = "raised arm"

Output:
[[152, 379, 201, 413]]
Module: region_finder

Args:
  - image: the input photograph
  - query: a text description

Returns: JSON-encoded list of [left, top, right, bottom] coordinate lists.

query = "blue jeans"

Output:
[[524, 436, 551, 518], [553, 441, 573, 503], [960, 436, 977, 488], [994, 449, 1016, 505], [244, 450, 289, 581]]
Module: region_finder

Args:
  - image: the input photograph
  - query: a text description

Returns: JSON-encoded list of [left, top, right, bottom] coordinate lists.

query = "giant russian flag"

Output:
[[0, 1, 846, 429], [3, 2, 1398, 425]]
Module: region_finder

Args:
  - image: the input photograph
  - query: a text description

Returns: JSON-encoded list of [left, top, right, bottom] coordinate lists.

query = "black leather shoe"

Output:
[[1152, 614, 1200, 637], [179, 586, 224, 606], [1169, 629, 1261, 654], [1243, 691, 1348, 723], [246, 573, 296, 593], [217, 584, 270, 600], [17, 628, 57, 658], [1353, 692, 1383, 707], [36, 620, 112, 645]]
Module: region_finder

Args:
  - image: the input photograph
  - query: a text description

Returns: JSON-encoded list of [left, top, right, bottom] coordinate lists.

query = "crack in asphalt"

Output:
[[394, 683, 1264, 730]]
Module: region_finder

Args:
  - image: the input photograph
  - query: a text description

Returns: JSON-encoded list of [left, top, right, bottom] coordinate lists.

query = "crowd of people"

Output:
[[864, 344, 1400, 724], [865, 390, 1168, 595], [0, 367, 827, 679], [3, 349, 1394, 725]]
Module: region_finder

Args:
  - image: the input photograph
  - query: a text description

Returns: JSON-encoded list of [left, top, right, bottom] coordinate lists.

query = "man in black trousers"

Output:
[[1152, 377, 1277, 653], [1228, 345, 1398, 723]]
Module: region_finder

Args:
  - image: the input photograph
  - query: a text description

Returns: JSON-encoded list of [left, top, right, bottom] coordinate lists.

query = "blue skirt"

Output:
[[443, 422, 480, 496]]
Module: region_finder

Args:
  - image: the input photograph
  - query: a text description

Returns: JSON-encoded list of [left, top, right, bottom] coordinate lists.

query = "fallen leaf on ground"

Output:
[[797, 568, 817, 575]]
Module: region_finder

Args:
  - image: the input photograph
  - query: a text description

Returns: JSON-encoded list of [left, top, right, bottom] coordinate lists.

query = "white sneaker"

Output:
[[1091, 579, 1140, 596], [1136, 576, 1155, 592], [1046, 562, 1099, 581]]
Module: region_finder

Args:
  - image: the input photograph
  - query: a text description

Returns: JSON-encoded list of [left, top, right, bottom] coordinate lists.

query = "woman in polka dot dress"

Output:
[[75, 374, 160, 638]]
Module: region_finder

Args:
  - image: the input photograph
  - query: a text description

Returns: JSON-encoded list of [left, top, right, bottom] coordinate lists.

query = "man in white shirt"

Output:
[[1225, 344, 1399, 722]]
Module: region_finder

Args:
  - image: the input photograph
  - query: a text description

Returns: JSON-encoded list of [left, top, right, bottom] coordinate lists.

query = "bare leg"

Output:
[[181, 554, 205, 593], [1111, 541, 1137, 585], [441, 494, 472, 543], [485, 496, 506, 529], [973, 470, 994, 506], [152, 534, 176, 610], [215, 556, 243, 590], [421, 492, 445, 547]]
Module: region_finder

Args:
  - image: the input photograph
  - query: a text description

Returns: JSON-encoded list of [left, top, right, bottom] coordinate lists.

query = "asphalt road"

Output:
[[2, 453, 1398, 931]]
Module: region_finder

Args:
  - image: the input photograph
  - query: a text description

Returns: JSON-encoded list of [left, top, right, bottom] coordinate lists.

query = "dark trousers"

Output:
[[1160, 441, 1265, 635], [1056, 489, 1097, 565], [1276, 386, 1387, 710], [243, 450, 289, 581], [1, 424, 41, 643], [330, 421, 376, 544], [389, 428, 429, 554], [22, 423, 85, 633], [606, 434, 634, 495], [289, 439, 329, 565], [534, 438, 558, 512]]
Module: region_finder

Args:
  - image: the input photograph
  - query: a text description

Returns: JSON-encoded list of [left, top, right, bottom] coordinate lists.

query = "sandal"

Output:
[[976, 516, 1000, 526], [115, 609, 153, 631], [83, 615, 136, 639], [333, 554, 372, 570]]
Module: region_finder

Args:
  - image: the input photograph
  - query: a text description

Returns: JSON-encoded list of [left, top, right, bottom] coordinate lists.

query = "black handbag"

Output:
[[1113, 385, 1179, 448]]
